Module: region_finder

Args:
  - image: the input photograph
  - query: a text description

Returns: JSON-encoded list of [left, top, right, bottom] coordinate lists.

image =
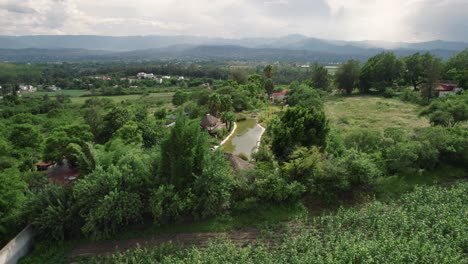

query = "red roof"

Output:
[[436, 84, 456, 91], [37, 161, 54, 167], [272, 91, 287, 97]]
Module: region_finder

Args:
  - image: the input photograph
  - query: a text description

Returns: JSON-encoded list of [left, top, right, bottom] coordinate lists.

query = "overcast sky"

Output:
[[0, 0, 467, 42]]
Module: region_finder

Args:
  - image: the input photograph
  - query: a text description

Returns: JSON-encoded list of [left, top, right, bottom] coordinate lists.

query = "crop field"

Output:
[[324, 96, 430, 132]]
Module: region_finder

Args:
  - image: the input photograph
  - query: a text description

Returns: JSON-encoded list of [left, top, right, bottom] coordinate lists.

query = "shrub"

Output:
[[383, 87, 395, 98]]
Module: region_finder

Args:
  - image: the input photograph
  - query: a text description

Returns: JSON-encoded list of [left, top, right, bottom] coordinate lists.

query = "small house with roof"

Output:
[[200, 114, 220, 133], [435, 81, 463, 97], [271, 90, 287, 102]]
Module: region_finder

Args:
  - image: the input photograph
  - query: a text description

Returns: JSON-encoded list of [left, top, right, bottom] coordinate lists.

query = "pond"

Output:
[[222, 118, 265, 159]]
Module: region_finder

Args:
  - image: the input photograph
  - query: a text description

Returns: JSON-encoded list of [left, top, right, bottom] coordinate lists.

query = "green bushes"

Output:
[[89, 182, 468, 264]]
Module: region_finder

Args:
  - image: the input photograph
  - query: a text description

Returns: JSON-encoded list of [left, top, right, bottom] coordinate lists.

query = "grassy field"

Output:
[[325, 96, 429, 132], [26, 89, 90, 97], [70, 92, 174, 104]]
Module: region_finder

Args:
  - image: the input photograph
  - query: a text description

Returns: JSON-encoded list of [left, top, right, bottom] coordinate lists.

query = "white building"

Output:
[[178, 76, 185, 81], [47, 85, 61, 91], [162, 76, 171, 79], [18, 85, 37, 92], [137, 72, 155, 79]]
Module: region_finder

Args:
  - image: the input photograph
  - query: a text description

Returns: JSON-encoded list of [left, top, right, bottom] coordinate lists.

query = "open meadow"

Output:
[[325, 96, 430, 132]]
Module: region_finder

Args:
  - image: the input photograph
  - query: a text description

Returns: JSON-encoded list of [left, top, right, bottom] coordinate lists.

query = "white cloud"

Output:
[[0, 0, 466, 42]]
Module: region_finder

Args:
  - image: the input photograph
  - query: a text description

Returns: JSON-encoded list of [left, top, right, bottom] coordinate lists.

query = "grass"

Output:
[[375, 164, 466, 201], [111, 202, 307, 241], [18, 203, 306, 263], [222, 118, 257, 153], [325, 95, 429, 132], [25, 89, 90, 97], [70, 92, 174, 105]]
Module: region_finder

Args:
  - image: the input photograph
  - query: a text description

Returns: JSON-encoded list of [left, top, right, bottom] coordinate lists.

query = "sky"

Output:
[[0, 0, 467, 42]]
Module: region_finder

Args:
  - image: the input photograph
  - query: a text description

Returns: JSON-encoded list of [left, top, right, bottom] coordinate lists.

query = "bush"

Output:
[[383, 87, 395, 98], [91, 182, 468, 264], [313, 149, 382, 200]]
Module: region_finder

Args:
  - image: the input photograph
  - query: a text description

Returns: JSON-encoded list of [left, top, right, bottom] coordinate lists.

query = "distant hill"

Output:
[[1, 35, 467, 52], [0, 34, 465, 63]]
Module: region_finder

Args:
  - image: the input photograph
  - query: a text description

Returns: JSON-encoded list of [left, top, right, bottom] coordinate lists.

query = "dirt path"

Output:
[[68, 228, 264, 258]]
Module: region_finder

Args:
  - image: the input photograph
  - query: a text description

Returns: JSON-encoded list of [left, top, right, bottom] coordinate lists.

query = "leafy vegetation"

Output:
[[0, 48, 467, 262], [86, 182, 468, 264]]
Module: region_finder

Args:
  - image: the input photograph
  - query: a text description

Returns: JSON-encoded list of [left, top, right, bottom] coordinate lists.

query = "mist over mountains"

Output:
[[0, 34, 466, 63]]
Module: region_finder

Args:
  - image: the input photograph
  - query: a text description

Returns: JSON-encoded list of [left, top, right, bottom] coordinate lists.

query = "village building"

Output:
[[271, 90, 287, 102], [47, 85, 61, 91], [435, 81, 463, 97], [18, 85, 37, 93], [137, 72, 154, 79], [200, 114, 220, 133]]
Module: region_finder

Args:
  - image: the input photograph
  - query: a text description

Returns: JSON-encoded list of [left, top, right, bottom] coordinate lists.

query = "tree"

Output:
[[404, 52, 425, 91], [359, 52, 403, 93], [263, 65, 273, 79], [220, 111, 236, 131], [264, 79, 274, 98], [228, 68, 248, 84], [0, 168, 26, 236], [44, 124, 93, 162], [269, 106, 329, 161], [286, 84, 323, 110], [445, 49, 468, 89], [160, 115, 208, 191], [9, 124, 42, 149], [311, 63, 329, 89], [100, 107, 133, 143], [335, 60, 360, 95], [420, 54, 443, 100], [115, 122, 143, 145], [420, 93, 468, 127], [172, 90, 189, 106], [208, 93, 222, 117]]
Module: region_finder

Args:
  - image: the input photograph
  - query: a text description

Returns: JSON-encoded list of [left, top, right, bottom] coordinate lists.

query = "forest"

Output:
[[0, 49, 467, 263]]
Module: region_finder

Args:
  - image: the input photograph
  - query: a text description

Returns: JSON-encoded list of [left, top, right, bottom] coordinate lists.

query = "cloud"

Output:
[[0, 2, 37, 14], [0, 0, 467, 42]]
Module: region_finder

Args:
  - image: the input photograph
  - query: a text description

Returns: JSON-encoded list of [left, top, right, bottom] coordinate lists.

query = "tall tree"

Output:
[[444, 48, 468, 89], [160, 115, 208, 191], [311, 63, 329, 89], [335, 60, 360, 95], [359, 52, 403, 93], [404, 52, 442, 93], [263, 65, 273, 79], [220, 111, 236, 131], [269, 106, 329, 161]]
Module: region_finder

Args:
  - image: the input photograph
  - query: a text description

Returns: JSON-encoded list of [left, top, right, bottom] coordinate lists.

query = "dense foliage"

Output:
[[88, 182, 468, 264]]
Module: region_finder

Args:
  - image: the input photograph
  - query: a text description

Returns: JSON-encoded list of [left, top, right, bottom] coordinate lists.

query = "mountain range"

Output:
[[0, 34, 466, 63]]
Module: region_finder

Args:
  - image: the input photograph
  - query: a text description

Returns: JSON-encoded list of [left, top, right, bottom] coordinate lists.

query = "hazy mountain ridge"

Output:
[[1, 35, 467, 52], [0, 35, 465, 63]]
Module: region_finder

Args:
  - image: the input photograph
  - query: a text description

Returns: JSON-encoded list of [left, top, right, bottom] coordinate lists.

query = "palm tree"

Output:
[[263, 65, 273, 79], [220, 112, 236, 131]]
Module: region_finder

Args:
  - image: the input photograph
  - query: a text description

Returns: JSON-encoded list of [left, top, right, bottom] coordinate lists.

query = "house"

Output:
[[435, 81, 463, 97], [178, 76, 185, 81], [162, 76, 171, 79], [271, 90, 287, 102], [18, 84, 37, 93], [47, 85, 61, 91], [200, 114, 220, 132], [37, 161, 55, 171], [96, 76, 112, 80], [155, 78, 163, 84], [137, 72, 154, 79]]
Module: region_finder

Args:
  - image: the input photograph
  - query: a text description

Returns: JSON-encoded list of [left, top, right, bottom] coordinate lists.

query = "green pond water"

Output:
[[223, 118, 264, 159]]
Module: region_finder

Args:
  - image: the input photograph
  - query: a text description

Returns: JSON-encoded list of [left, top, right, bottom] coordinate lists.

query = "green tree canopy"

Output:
[[269, 106, 329, 161], [335, 60, 360, 95]]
